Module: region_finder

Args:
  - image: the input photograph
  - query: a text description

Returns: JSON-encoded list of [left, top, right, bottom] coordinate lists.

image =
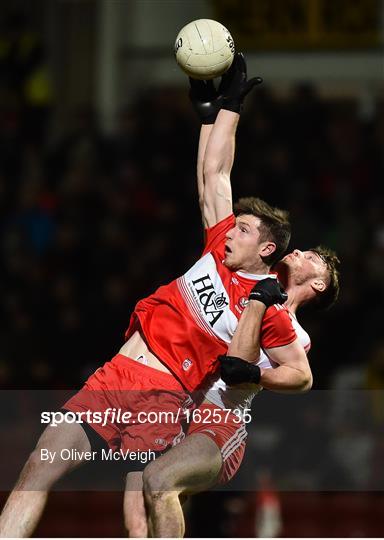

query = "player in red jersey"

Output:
[[123, 55, 340, 537], [0, 61, 293, 537], [124, 244, 339, 537]]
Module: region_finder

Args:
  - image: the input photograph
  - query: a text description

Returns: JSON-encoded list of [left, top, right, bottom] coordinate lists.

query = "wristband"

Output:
[[219, 355, 261, 385]]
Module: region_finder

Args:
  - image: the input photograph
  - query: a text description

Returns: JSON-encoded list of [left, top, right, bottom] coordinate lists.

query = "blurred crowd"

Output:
[[0, 9, 383, 538], [0, 77, 383, 390]]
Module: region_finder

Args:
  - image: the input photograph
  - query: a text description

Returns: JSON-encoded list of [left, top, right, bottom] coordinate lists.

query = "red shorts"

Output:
[[64, 354, 192, 453], [188, 403, 247, 484]]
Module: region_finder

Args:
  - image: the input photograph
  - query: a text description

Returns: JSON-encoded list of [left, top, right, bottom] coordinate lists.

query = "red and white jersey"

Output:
[[126, 214, 296, 392], [204, 313, 311, 412]]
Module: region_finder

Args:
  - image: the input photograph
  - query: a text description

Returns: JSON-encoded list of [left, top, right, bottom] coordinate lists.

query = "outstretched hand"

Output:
[[221, 52, 263, 113], [189, 52, 262, 123], [189, 78, 221, 124]]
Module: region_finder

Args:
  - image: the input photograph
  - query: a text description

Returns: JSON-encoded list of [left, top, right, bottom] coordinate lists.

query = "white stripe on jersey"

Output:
[[221, 424, 248, 461], [178, 276, 217, 338], [177, 252, 238, 344]]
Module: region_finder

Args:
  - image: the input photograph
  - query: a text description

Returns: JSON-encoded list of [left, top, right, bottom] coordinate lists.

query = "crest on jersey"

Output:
[[155, 438, 168, 448], [182, 358, 193, 371], [239, 296, 249, 309]]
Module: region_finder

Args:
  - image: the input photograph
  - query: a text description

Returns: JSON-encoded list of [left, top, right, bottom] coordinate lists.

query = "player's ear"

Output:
[[311, 279, 326, 293], [260, 241, 276, 258]]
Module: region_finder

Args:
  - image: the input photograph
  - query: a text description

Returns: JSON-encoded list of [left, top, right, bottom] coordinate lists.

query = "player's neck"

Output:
[[284, 293, 299, 314], [285, 284, 310, 314], [239, 261, 270, 276]]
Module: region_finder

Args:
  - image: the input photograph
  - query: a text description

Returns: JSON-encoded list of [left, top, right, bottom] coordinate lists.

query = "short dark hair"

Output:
[[234, 197, 291, 266], [310, 245, 340, 310]]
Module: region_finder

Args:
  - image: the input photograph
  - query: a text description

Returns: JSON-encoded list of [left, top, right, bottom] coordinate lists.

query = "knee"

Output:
[[143, 461, 174, 494], [125, 515, 147, 538], [142, 462, 177, 507]]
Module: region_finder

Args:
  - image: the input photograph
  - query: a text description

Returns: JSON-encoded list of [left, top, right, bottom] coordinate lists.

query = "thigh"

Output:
[[188, 403, 247, 485], [35, 420, 91, 455], [144, 433, 223, 495]]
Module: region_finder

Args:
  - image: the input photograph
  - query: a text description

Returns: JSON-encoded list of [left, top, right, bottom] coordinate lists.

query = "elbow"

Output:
[[299, 370, 313, 393], [203, 158, 222, 179]]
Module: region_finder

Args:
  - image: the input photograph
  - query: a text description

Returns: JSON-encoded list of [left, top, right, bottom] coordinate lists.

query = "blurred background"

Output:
[[0, 0, 383, 536]]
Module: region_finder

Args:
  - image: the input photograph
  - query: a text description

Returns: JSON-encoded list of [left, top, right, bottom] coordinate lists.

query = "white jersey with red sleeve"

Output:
[[125, 214, 295, 392], [204, 312, 311, 412]]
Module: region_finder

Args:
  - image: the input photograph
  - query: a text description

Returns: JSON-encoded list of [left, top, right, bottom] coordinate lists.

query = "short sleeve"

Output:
[[202, 214, 235, 256], [260, 306, 296, 349]]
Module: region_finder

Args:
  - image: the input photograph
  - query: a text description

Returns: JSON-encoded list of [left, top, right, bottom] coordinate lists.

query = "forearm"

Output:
[[197, 124, 213, 223], [203, 109, 239, 178], [201, 109, 238, 224], [227, 301, 265, 363], [260, 365, 313, 393]]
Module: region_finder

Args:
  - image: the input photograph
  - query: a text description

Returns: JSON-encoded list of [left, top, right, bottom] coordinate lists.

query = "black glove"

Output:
[[219, 354, 261, 385], [249, 278, 288, 307], [189, 78, 222, 124], [189, 52, 262, 122], [221, 52, 263, 113]]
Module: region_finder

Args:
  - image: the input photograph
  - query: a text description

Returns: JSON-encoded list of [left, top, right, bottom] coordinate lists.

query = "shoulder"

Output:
[[204, 213, 235, 237], [263, 303, 291, 322], [203, 213, 235, 254], [261, 305, 297, 348]]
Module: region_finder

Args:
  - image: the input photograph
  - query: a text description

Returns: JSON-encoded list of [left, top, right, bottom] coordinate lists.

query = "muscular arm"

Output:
[[227, 300, 265, 363], [223, 299, 312, 393], [197, 124, 213, 223], [262, 339, 313, 393], [201, 109, 239, 227]]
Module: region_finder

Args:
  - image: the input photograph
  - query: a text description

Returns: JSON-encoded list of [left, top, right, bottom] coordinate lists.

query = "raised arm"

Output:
[[202, 109, 238, 227], [190, 54, 262, 228], [189, 79, 217, 222], [196, 124, 213, 220]]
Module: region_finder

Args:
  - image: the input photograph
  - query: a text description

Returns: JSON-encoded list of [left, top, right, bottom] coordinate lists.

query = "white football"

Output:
[[174, 19, 235, 80]]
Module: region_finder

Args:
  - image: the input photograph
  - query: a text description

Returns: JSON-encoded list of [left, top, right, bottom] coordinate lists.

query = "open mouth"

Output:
[[225, 245, 232, 254]]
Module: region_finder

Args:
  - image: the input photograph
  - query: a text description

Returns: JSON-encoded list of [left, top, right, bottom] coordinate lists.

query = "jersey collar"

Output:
[[235, 271, 276, 281]]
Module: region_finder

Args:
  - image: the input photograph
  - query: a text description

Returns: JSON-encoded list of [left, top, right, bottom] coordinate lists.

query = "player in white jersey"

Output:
[[123, 54, 340, 537]]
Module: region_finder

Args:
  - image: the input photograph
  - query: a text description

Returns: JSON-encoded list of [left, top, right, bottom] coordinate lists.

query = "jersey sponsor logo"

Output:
[[179, 252, 238, 343], [191, 274, 229, 327]]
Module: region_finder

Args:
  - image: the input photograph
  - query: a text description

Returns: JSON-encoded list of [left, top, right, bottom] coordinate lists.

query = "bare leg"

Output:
[[0, 422, 91, 537], [142, 434, 222, 538], [123, 472, 148, 538]]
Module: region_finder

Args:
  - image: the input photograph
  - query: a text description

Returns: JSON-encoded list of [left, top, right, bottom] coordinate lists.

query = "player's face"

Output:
[[224, 215, 274, 272], [279, 249, 328, 288]]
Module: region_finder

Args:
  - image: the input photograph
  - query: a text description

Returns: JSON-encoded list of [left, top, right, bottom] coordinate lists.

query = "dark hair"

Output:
[[233, 197, 291, 266], [310, 245, 340, 310]]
